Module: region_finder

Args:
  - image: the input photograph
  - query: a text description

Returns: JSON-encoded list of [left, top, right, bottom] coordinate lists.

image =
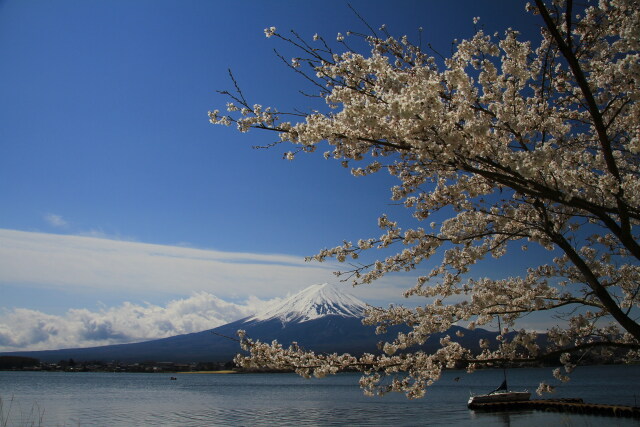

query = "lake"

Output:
[[1, 365, 638, 426]]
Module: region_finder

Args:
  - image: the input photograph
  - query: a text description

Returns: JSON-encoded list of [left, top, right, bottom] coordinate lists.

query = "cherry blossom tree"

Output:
[[210, 0, 639, 397]]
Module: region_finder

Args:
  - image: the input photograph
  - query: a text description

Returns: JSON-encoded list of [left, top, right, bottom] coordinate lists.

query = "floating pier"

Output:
[[468, 398, 640, 418]]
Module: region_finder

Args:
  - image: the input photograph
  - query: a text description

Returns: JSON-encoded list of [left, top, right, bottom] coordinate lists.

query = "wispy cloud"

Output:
[[0, 228, 424, 351], [0, 229, 339, 300], [0, 292, 281, 351], [43, 213, 67, 228]]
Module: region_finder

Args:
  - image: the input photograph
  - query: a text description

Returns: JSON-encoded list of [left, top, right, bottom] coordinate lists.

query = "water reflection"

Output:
[[1, 366, 638, 426]]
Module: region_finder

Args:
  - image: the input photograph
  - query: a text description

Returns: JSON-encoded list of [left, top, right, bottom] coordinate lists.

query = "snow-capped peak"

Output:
[[246, 283, 367, 324]]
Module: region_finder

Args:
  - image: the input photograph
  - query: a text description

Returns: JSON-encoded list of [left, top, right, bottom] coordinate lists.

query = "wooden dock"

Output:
[[468, 398, 640, 418]]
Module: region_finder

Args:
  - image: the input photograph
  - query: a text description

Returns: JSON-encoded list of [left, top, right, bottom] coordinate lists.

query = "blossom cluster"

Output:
[[212, 0, 639, 397]]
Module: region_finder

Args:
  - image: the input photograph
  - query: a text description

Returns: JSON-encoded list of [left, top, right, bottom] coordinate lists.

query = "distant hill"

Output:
[[1, 283, 526, 363]]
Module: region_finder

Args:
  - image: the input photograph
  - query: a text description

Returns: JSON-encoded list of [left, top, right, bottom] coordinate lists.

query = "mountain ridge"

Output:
[[0, 283, 527, 363]]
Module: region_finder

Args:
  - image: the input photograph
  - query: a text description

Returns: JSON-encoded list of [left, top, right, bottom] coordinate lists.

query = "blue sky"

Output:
[[0, 1, 545, 351]]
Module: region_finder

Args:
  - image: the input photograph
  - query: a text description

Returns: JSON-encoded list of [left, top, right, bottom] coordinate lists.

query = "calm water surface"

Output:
[[1, 365, 639, 426]]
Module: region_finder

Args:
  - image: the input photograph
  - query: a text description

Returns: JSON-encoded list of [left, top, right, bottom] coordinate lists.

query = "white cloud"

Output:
[[0, 229, 340, 300], [0, 229, 424, 351], [0, 292, 281, 351], [44, 213, 67, 228]]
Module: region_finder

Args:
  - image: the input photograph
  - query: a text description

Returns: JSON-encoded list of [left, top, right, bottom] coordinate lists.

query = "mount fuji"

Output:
[[245, 283, 367, 324], [1, 283, 498, 363], [3, 283, 384, 362]]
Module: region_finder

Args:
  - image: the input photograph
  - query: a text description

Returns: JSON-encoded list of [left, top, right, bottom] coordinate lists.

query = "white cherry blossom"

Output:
[[212, 0, 639, 398]]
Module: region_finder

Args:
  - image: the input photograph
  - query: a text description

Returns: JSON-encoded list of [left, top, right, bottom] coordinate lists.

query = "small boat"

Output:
[[467, 317, 530, 408], [467, 379, 530, 407]]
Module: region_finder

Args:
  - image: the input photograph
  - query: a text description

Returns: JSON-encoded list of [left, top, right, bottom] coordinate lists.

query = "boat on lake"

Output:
[[467, 379, 530, 407], [468, 317, 531, 408]]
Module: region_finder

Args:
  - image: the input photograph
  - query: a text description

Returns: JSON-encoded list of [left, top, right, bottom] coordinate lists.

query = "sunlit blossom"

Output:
[[214, 0, 639, 398]]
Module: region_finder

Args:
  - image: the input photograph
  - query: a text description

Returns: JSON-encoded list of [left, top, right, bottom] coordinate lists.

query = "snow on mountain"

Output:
[[245, 283, 367, 324]]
